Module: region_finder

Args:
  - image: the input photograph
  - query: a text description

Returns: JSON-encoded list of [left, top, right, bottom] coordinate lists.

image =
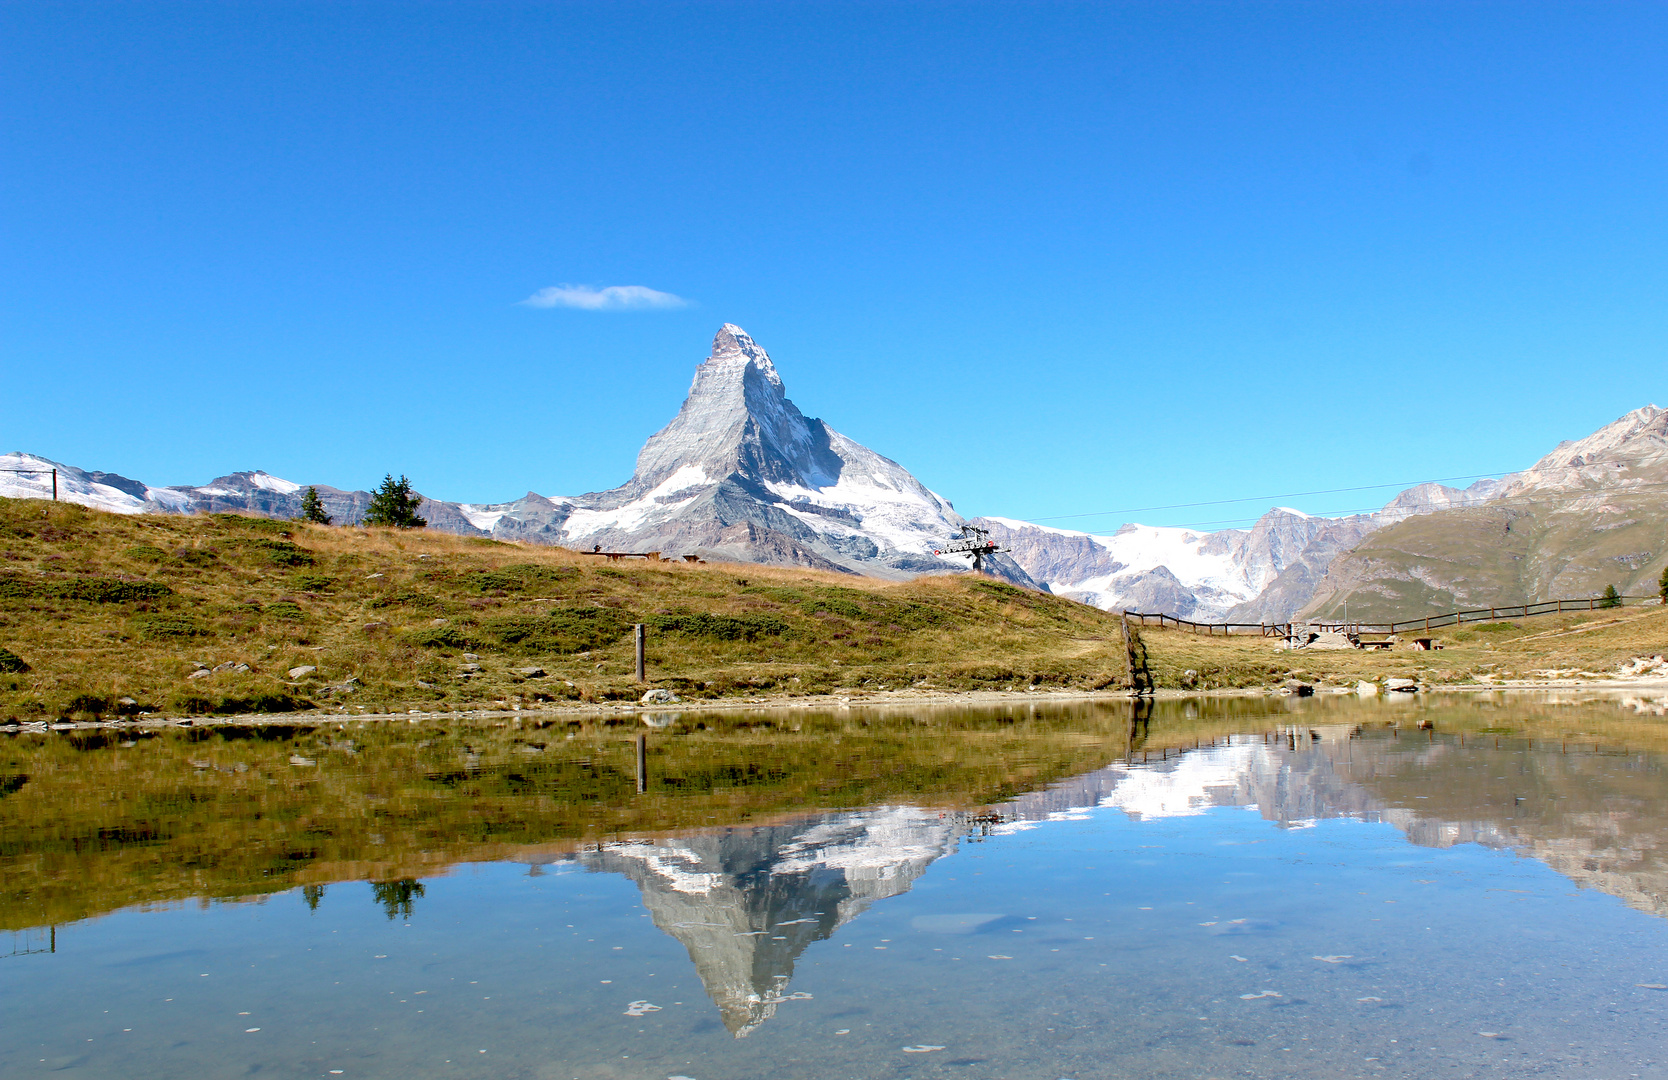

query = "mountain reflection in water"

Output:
[[558, 717, 1666, 1034]]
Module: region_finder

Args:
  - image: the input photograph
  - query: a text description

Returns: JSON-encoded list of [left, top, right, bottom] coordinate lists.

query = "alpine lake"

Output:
[[4, 691, 1668, 1080]]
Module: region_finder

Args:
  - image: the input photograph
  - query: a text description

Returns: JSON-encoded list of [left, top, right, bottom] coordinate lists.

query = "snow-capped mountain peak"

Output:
[[628, 323, 840, 494]]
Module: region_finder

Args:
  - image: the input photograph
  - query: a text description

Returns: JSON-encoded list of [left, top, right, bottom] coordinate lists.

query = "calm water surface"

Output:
[[4, 693, 1668, 1079]]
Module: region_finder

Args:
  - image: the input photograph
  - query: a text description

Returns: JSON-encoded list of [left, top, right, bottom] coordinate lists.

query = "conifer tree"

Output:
[[363, 474, 426, 528], [1599, 583, 1621, 609], [298, 486, 332, 525], [1659, 565, 1668, 603]]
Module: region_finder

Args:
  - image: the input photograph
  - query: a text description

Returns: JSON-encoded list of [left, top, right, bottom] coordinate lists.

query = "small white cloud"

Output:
[[520, 284, 690, 310]]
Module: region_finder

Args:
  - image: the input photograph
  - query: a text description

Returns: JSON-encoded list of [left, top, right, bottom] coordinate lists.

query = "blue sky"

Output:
[[3, 2, 1665, 529]]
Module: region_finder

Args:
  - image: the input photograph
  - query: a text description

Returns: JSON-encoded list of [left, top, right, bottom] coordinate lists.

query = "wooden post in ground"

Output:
[[51, 469, 57, 501], [634, 624, 646, 682], [635, 733, 647, 794]]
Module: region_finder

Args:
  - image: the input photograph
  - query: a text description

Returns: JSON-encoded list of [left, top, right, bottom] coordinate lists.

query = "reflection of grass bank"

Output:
[[1133, 605, 1668, 690], [7, 692, 1665, 932], [0, 498, 1124, 721], [0, 702, 1140, 931]]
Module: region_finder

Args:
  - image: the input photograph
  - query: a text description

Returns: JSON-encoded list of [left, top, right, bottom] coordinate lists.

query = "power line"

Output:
[[1017, 453, 1643, 529], [1025, 472, 1513, 523], [1113, 476, 1668, 532]]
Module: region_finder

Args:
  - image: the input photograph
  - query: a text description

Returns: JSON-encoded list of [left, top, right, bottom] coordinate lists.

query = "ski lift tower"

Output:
[[935, 524, 1005, 574]]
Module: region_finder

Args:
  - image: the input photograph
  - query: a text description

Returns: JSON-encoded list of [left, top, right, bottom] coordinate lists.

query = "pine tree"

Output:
[[1659, 565, 1668, 603], [298, 486, 332, 525], [1599, 583, 1622, 609], [362, 474, 427, 529]]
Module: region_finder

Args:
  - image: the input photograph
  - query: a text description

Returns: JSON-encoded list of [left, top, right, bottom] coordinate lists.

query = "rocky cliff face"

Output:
[[0, 325, 1038, 586], [1297, 405, 1668, 620], [979, 407, 1663, 622], [978, 508, 1384, 622]]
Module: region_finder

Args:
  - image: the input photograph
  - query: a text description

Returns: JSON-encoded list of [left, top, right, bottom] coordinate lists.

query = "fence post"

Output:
[[52, 469, 57, 501], [634, 624, 646, 682]]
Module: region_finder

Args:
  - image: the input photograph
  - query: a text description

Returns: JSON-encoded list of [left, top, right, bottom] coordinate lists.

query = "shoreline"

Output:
[[8, 677, 1668, 732]]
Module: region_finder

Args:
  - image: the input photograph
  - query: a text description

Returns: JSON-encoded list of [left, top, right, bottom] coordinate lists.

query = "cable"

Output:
[[1026, 472, 1514, 523], [1100, 476, 1668, 532], [1014, 453, 1646, 529]]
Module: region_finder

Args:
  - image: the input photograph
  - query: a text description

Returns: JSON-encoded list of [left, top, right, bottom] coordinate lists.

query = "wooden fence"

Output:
[[1123, 594, 1661, 639]]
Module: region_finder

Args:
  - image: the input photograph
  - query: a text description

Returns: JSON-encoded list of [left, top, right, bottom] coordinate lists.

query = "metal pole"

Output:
[[635, 733, 647, 794], [634, 624, 646, 682], [52, 469, 58, 501]]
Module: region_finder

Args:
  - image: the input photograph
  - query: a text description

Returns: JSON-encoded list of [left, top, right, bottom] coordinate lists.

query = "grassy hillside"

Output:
[[1135, 602, 1668, 689], [1299, 492, 1668, 622], [0, 497, 1126, 720]]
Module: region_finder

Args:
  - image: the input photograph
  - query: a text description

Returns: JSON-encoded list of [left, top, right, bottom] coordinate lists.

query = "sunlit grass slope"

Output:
[[0, 498, 1126, 719], [1135, 603, 1668, 689]]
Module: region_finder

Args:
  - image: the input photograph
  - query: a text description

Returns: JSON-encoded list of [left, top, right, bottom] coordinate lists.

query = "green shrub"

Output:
[[473, 564, 578, 593], [289, 574, 335, 592], [648, 612, 791, 641], [167, 690, 309, 715], [131, 614, 205, 639], [368, 591, 441, 610], [233, 539, 316, 567], [63, 694, 110, 717], [211, 513, 293, 536], [0, 647, 29, 673], [407, 625, 472, 649], [801, 596, 865, 620], [484, 608, 636, 653], [0, 575, 174, 603], [265, 601, 304, 621], [884, 602, 945, 629], [124, 545, 168, 562]]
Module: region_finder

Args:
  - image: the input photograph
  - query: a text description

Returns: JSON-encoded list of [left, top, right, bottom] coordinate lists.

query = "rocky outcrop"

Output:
[[1297, 405, 1668, 621], [979, 508, 1382, 622]]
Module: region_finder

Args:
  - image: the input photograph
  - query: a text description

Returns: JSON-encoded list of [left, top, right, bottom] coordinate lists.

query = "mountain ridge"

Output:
[[2, 326, 1659, 619], [0, 325, 1038, 587]]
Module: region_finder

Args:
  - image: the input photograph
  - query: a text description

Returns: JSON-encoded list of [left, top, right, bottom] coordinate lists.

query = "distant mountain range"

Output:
[[1297, 404, 1668, 621], [1, 325, 1036, 587], [4, 324, 1662, 621]]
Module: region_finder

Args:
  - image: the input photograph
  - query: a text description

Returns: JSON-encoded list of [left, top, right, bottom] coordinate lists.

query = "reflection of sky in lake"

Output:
[[5, 727, 1668, 1079]]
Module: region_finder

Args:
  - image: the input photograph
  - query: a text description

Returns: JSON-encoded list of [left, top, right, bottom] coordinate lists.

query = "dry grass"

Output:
[[1136, 604, 1668, 689], [0, 498, 1128, 719]]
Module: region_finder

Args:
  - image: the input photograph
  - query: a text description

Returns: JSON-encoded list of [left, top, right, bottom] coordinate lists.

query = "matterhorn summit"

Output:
[[485, 324, 1040, 583], [627, 324, 841, 493], [450, 327, 1034, 587], [0, 325, 1036, 583]]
